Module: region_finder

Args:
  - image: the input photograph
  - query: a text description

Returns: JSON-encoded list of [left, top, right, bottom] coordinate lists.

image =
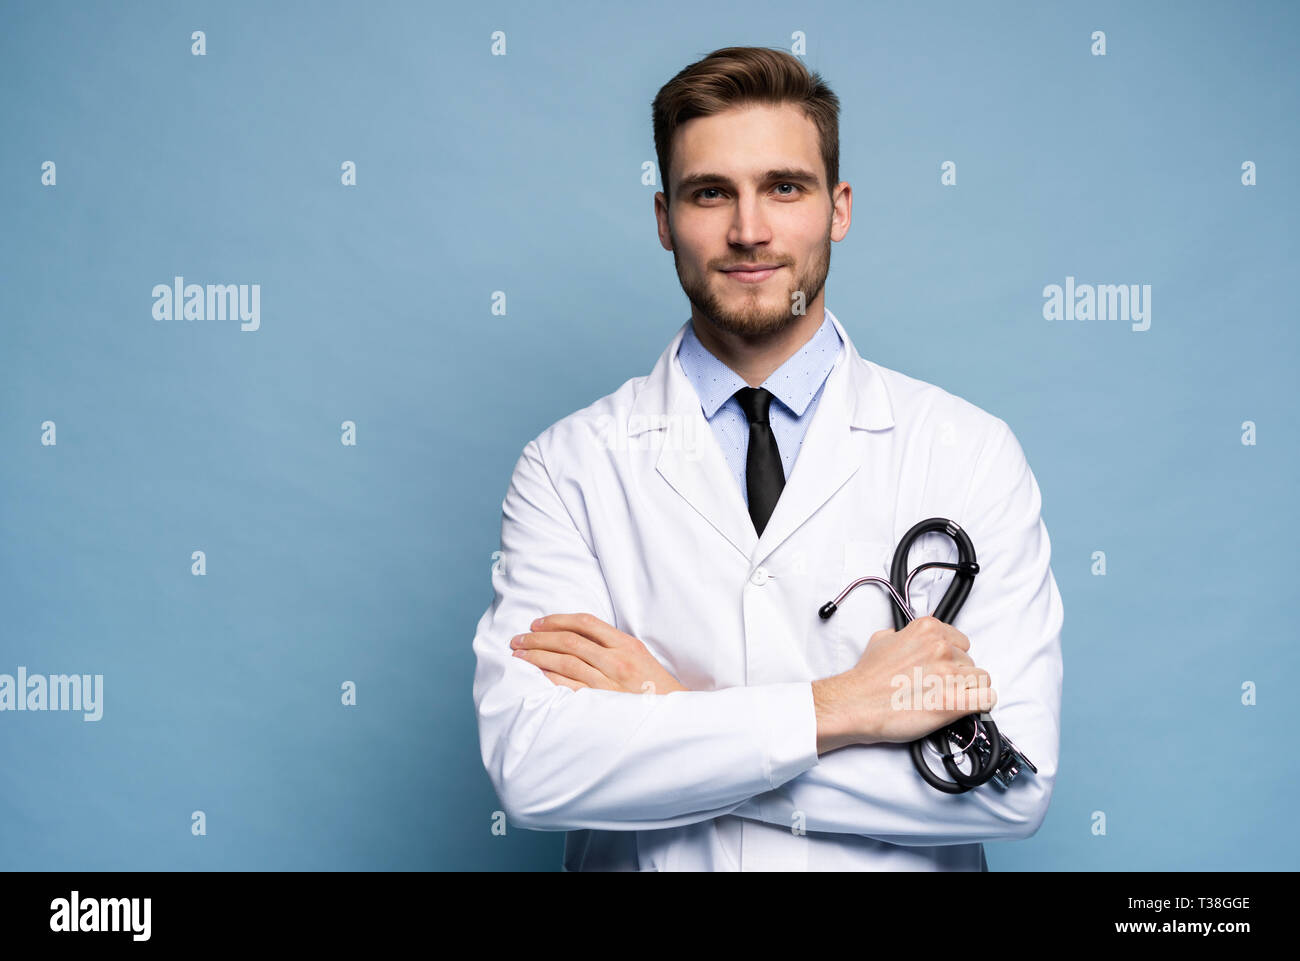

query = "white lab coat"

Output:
[[472, 308, 1064, 871]]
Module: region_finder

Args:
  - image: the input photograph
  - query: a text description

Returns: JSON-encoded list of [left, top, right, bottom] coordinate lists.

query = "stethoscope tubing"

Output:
[[818, 517, 1001, 794], [888, 518, 1000, 794]]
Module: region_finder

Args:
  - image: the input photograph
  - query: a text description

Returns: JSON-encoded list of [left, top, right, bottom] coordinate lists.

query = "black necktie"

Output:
[[735, 386, 785, 536]]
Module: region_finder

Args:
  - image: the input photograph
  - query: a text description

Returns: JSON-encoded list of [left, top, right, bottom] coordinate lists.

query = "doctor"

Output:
[[472, 46, 1064, 871]]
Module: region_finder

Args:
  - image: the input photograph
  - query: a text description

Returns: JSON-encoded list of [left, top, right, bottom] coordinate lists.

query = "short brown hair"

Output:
[[652, 46, 841, 206]]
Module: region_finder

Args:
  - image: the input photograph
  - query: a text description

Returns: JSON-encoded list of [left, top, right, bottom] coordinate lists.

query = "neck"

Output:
[[690, 295, 827, 387]]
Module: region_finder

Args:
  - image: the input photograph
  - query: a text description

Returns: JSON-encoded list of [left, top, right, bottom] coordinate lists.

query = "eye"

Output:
[[692, 184, 802, 201]]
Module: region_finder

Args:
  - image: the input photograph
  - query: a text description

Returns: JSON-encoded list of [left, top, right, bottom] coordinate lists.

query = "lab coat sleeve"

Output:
[[473, 437, 821, 832], [729, 417, 1064, 843]]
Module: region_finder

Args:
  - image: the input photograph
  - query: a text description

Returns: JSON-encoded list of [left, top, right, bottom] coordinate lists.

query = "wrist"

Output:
[[812, 674, 869, 754]]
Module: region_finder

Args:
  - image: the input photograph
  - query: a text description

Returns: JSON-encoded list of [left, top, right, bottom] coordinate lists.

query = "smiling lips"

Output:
[[722, 264, 784, 284]]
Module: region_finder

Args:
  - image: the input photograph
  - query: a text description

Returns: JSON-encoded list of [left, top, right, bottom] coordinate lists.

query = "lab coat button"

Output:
[[750, 567, 769, 586]]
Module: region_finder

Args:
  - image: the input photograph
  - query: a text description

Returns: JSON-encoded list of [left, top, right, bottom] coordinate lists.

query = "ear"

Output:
[[654, 191, 674, 252]]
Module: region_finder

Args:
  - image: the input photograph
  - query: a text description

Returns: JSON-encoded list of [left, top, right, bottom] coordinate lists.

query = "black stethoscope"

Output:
[[818, 517, 1035, 794]]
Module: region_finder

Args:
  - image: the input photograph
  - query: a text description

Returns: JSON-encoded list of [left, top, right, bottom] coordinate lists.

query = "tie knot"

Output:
[[734, 386, 775, 425]]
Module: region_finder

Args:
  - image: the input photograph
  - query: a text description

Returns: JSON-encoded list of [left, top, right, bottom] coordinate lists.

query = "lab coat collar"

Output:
[[628, 307, 896, 566]]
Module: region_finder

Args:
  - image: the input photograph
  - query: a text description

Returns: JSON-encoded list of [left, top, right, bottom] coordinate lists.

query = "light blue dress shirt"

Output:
[[675, 309, 844, 508]]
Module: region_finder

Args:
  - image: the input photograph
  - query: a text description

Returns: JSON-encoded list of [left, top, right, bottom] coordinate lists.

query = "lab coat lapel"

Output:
[[749, 310, 893, 568], [629, 310, 895, 567], [631, 322, 758, 562]]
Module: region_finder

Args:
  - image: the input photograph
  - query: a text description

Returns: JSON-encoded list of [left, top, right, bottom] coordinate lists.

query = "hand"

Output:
[[510, 612, 690, 695], [813, 615, 996, 751]]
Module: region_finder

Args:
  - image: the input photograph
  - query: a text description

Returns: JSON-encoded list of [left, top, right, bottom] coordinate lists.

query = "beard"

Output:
[[671, 224, 832, 342]]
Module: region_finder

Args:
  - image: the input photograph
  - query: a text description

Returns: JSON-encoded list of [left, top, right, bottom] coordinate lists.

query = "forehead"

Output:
[[671, 103, 822, 184]]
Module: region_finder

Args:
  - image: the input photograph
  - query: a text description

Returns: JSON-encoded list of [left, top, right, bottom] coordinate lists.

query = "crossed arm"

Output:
[[472, 423, 1063, 842]]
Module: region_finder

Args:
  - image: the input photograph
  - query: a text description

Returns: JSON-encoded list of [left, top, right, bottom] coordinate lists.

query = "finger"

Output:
[[949, 676, 995, 713], [516, 648, 615, 691], [531, 612, 629, 649], [945, 668, 990, 690], [542, 670, 587, 692], [514, 629, 610, 673], [945, 628, 971, 653], [943, 688, 995, 716]]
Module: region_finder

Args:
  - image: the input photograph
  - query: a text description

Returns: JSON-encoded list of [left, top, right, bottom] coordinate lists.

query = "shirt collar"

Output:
[[676, 308, 844, 419]]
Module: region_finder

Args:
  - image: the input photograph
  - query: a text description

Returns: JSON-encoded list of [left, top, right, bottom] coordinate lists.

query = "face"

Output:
[[655, 102, 851, 341]]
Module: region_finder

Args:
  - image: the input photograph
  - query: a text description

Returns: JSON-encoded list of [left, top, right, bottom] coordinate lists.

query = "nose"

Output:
[[727, 190, 773, 248]]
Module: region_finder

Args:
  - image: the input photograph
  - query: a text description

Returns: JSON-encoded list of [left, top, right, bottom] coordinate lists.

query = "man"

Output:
[[472, 46, 1064, 871]]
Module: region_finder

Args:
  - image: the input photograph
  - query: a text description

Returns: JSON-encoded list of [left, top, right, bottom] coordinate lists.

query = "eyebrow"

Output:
[[675, 167, 822, 194]]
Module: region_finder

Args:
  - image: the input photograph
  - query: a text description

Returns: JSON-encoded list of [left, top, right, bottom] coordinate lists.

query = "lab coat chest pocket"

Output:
[[900, 537, 958, 621], [805, 539, 895, 675]]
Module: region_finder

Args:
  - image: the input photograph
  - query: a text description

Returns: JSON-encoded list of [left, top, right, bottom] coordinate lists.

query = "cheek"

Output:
[[669, 212, 715, 248], [790, 237, 828, 268], [672, 240, 713, 276]]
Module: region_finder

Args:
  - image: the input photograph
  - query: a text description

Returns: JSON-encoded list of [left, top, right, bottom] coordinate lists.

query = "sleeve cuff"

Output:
[[760, 681, 820, 789]]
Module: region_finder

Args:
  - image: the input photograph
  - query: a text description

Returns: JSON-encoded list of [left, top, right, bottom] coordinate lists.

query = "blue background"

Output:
[[1, 0, 1296, 870]]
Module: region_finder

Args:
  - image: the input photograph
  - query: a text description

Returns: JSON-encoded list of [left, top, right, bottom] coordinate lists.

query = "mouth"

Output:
[[721, 265, 784, 284]]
